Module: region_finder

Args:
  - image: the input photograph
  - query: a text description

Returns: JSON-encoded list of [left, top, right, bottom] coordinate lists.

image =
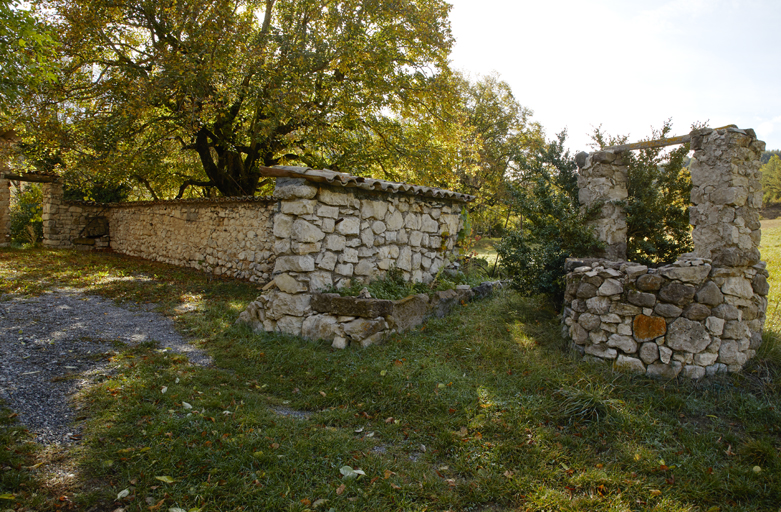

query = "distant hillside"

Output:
[[762, 150, 781, 165]]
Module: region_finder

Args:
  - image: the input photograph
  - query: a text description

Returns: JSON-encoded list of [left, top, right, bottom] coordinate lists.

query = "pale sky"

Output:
[[447, 0, 781, 153]]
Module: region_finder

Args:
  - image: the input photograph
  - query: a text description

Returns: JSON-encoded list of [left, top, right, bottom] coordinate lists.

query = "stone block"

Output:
[[639, 342, 659, 364], [633, 315, 667, 342], [275, 273, 307, 294], [705, 316, 725, 336], [317, 252, 337, 271], [578, 313, 601, 331], [421, 214, 439, 233], [611, 303, 642, 316], [658, 264, 711, 284], [324, 234, 346, 251], [386, 210, 404, 231], [355, 260, 375, 276], [336, 216, 360, 235], [274, 255, 315, 273], [636, 274, 664, 291], [387, 294, 430, 332], [584, 344, 617, 360], [718, 340, 747, 365], [722, 320, 750, 340], [301, 314, 340, 341], [695, 281, 724, 306], [360, 331, 386, 348], [681, 365, 706, 380], [271, 292, 312, 317], [308, 271, 333, 293], [281, 199, 316, 216], [361, 199, 388, 220], [722, 277, 754, 299], [751, 274, 770, 295], [273, 214, 294, 238], [344, 317, 386, 341], [607, 334, 637, 353], [571, 323, 588, 344], [646, 361, 682, 379], [586, 296, 611, 315], [659, 282, 697, 306], [654, 303, 682, 318], [694, 352, 718, 366], [319, 187, 353, 206], [332, 336, 349, 349], [577, 282, 598, 299], [628, 291, 656, 308], [597, 279, 623, 296], [683, 303, 711, 321], [615, 355, 645, 374], [276, 315, 304, 336], [311, 294, 394, 318], [666, 317, 711, 353], [335, 263, 354, 276], [273, 178, 318, 200]]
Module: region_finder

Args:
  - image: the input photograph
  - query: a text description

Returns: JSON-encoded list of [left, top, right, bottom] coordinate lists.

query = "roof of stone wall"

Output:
[[261, 166, 476, 203], [64, 196, 275, 207]]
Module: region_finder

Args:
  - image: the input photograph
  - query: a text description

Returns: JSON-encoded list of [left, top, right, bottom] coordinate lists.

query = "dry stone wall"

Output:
[[566, 126, 768, 378], [563, 257, 769, 378], [0, 178, 10, 246], [108, 199, 275, 282], [237, 176, 468, 344]]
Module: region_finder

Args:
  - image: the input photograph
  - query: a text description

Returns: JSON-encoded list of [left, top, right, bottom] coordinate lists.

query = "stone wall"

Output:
[[240, 176, 468, 339], [566, 126, 768, 378], [108, 199, 276, 282], [575, 151, 629, 260], [0, 179, 10, 246], [563, 257, 769, 378]]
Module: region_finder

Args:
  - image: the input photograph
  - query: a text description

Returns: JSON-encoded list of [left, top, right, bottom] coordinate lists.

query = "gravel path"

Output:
[[0, 287, 211, 445]]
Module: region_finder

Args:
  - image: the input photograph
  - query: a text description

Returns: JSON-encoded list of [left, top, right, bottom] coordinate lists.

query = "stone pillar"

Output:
[[576, 150, 629, 260], [0, 178, 10, 246], [41, 180, 65, 248], [689, 127, 765, 266]]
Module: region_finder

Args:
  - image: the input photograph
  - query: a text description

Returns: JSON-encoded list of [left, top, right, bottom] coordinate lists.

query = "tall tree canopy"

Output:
[[34, 0, 455, 197]]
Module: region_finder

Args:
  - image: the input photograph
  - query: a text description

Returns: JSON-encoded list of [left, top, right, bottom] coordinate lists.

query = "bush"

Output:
[[496, 132, 602, 306], [10, 184, 43, 244]]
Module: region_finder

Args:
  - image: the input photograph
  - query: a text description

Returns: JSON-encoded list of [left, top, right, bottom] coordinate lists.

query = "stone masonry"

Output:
[[238, 175, 470, 341], [565, 126, 768, 378], [0, 178, 9, 246]]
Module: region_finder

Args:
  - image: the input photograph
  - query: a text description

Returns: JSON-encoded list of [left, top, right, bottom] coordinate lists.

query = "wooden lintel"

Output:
[[0, 172, 60, 183], [602, 125, 737, 153]]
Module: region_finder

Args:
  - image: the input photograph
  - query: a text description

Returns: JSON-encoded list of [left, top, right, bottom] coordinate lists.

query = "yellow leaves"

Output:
[[154, 475, 177, 484]]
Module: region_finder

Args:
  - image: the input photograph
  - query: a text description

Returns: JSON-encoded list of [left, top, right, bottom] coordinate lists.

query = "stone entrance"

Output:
[[563, 126, 768, 378]]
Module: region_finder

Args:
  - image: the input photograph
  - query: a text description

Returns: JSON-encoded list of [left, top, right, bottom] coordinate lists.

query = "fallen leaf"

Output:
[[320, 391, 327, 397], [116, 489, 130, 500], [161, 386, 168, 394], [650, 489, 662, 497], [154, 476, 176, 484], [385, 417, 394, 424], [384, 470, 396, 479], [336, 484, 346, 495], [169, 508, 186, 512], [390, 483, 401, 489], [503, 471, 514, 478], [380, 370, 387, 376], [753, 466, 762, 473], [182, 402, 192, 410], [0, 494, 16, 500], [312, 498, 329, 508], [300, 498, 312, 506]]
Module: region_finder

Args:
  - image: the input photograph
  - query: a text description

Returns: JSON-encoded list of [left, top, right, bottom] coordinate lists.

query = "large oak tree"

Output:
[[39, 0, 455, 196]]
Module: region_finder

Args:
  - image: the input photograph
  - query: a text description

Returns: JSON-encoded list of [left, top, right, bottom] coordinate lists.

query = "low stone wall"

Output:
[[239, 281, 503, 348], [563, 257, 769, 378], [0, 179, 10, 246], [243, 176, 468, 337], [108, 199, 276, 282]]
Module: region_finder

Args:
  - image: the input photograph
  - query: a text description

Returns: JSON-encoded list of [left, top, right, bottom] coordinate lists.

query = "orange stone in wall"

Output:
[[633, 315, 667, 342]]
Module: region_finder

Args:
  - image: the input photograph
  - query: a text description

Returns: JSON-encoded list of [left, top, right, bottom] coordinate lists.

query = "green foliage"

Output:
[[760, 150, 781, 165], [496, 132, 602, 305], [63, 179, 131, 203], [30, 0, 456, 198], [9, 183, 43, 244], [760, 155, 781, 205], [592, 120, 694, 266], [0, 0, 58, 115]]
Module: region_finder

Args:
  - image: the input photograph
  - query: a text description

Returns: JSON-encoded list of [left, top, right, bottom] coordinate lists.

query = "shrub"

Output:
[[496, 132, 602, 306], [10, 183, 43, 244]]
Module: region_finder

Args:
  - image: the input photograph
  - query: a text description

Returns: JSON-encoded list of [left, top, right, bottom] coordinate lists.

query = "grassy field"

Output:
[[1, 231, 780, 511]]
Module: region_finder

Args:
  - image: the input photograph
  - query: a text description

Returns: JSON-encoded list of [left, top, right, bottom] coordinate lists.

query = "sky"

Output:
[[447, 0, 781, 153]]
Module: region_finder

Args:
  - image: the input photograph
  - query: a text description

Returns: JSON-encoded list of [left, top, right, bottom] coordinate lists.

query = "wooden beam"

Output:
[[0, 172, 60, 183], [602, 125, 737, 153]]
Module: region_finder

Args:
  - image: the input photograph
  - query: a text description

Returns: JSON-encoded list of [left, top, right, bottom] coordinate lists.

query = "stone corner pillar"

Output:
[[41, 180, 66, 248], [576, 150, 629, 261], [0, 178, 10, 247], [689, 127, 765, 267]]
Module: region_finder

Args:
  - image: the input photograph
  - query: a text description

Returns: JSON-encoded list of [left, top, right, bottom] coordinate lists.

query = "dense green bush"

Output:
[[496, 133, 602, 306], [10, 184, 43, 244]]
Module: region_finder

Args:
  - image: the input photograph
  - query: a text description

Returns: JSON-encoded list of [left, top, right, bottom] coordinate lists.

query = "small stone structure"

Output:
[[236, 169, 473, 342], [563, 126, 768, 378]]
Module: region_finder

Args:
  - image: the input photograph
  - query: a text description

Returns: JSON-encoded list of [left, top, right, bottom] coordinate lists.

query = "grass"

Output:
[[0, 241, 780, 511]]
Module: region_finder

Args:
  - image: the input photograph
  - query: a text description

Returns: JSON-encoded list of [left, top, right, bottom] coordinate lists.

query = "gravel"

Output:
[[0, 287, 211, 445]]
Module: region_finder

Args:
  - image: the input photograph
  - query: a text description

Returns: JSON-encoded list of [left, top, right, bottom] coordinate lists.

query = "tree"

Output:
[[761, 155, 781, 205], [496, 132, 602, 306], [32, 0, 455, 197], [0, 0, 58, 115], [455, 73, 544, 235]]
